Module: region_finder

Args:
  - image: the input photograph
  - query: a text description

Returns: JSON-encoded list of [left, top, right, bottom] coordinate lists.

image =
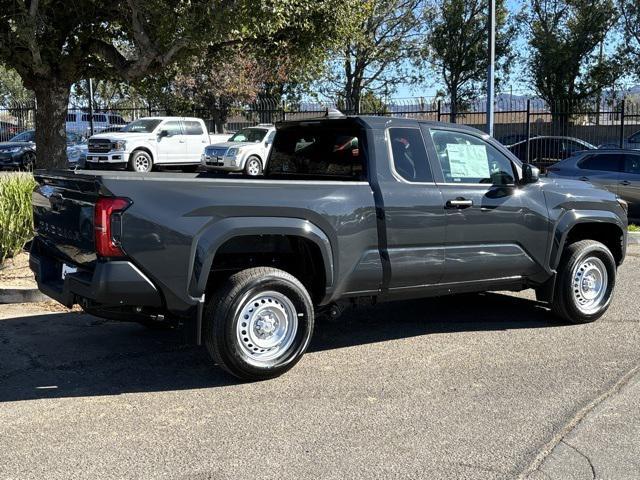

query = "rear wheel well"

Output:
[[206, 235, 327, 304], [564, 223, 624, 265]]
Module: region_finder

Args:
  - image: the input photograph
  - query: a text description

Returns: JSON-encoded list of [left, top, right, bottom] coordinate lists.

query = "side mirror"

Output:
[[521, 163, 540, 184], [158, 129, 170, 138]]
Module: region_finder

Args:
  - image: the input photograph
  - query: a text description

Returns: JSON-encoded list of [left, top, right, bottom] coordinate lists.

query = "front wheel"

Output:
[[244, 156, 263, 176], [204, 267, 314, 381], [21, 151, 35, 171], [551, 240, 616, 324], [128, 150, 153, 173]]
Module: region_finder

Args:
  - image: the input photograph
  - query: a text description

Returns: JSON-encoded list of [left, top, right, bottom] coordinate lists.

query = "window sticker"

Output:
[[446, 143, 490, 179]]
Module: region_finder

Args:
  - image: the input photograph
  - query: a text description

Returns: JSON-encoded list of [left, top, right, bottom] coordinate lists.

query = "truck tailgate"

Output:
[[32, 170, 109, 266]]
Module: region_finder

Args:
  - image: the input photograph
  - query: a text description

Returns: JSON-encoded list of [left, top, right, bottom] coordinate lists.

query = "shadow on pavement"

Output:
[[0, 292, 565, 402]]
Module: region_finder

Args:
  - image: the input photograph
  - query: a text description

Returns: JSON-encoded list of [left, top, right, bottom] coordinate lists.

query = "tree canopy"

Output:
[[0, 0, 359, 168]]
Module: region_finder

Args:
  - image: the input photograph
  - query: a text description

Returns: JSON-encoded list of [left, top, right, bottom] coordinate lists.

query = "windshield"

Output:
[[121, 119, 162, 133], [229, 128, 268, 143]]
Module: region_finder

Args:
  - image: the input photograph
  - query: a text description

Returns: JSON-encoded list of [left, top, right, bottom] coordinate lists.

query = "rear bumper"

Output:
[[30, 249, 163, 309]]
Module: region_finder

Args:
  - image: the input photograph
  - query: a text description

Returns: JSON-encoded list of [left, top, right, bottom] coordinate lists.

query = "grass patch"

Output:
[[629, 224, 640, 233], [0, 173, 36, 263]]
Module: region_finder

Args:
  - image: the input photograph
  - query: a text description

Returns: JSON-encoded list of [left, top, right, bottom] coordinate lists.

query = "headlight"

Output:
[[226, 148, 239, 157], [0, 146, 22, 154], [112, 140, 127, 151]]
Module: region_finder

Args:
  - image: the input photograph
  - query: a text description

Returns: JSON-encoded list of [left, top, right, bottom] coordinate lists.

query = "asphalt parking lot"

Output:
[[1, 246, 639, 480]]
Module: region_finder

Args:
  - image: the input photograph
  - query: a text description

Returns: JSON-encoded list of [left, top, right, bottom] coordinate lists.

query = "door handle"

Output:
[[445, 198, 473, 209], [619, 180, 631, 186], [579, 176, 589, 181]]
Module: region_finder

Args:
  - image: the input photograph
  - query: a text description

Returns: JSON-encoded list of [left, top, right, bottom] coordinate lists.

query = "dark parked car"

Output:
[[547, 149, 640, 221], [31, 117, 628, 380], [0, 129, 36, 170], [0, 130, 88, 171], [508, 136, 596, 170]]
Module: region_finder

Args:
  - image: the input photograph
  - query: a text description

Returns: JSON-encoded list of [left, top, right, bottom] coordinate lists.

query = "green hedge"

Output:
[[0, 173, 36, 263]]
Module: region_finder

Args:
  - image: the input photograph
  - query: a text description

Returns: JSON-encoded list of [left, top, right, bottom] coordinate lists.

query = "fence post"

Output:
[[525, 99, 531, 164], [619, 98, 626, 149], [437, 100, 442, 122]]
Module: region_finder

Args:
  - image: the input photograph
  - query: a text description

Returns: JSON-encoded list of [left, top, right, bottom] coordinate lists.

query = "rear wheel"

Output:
[[204, 267, 314, 381], [551, 240, 616, 324], [244, 156, 262, 176], [128, 150, 153, 173]]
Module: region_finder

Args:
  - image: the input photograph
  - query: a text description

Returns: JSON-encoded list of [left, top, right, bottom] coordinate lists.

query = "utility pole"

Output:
[[487, 0, 496, 137], [88, 78, 95, 137]]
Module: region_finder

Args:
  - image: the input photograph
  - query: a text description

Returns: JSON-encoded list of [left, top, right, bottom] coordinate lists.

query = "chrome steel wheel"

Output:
[[245, 158, 261, 176], [236, 291, 298, 364], [133, 152, 152, 172], [571, 256, 608, 314]]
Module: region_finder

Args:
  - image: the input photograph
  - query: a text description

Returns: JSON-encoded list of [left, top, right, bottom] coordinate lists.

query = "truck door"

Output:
[[378, 126, 446, 289], [183, 120, 208, 162], [157, 120, 186, 163], [424, 127, 547, 284]]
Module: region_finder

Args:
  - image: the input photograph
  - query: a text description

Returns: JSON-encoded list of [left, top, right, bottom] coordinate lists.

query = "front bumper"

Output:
[[0, 153, 24, 170], [85, 151, 128, 164], [30, 247, 163, 309], [201, 154, 243, 172]]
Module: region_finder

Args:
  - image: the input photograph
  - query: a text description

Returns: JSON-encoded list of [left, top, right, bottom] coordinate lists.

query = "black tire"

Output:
[[244, 156, 263, 176], [128, 150, 153, 172], [21, 152, 35, 171], [551, 240, 616, 324], [204, 267, 314, 381]]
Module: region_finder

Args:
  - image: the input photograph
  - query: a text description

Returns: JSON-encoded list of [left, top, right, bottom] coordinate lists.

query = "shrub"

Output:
[[629, 224, 639, 233], [0, 173, 36, 263]]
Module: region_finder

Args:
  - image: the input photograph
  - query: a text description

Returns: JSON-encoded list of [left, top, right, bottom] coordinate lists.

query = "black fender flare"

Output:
[[188, 216, 334, 299], [549, 209, 626, 270]]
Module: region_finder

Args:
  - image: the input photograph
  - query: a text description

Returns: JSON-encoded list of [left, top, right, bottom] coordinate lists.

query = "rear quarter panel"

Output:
[[100, 174, 380, 312]]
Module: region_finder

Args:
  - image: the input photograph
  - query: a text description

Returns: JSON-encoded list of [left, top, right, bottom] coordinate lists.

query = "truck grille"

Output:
[[205, 146, 228, 157], [88, 139, 112, 153]]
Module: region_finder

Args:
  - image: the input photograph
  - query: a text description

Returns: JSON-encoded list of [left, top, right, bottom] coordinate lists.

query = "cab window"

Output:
[[388, 128, 433, 182], [430, 130, 515, 185], [162, 121, 183, 136]]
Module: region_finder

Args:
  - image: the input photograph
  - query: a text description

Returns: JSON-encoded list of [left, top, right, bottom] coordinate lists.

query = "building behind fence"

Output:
[[2, 96, 640, 154]]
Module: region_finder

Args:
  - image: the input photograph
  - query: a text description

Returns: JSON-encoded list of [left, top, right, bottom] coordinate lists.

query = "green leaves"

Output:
[[0, 173, 36, 263]]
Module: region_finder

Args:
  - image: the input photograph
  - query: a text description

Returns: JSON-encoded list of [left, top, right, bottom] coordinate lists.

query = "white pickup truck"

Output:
[[201, 124, 276, 176], [85, 117, 226, 172]]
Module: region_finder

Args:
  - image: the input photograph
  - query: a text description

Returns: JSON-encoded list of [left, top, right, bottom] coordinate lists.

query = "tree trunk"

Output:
[[450, 87, 458, 124], [33, 80, 71, 170]]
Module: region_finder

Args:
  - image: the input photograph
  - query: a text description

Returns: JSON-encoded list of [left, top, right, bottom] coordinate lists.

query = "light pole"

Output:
[[487, 0, 496, 137], [88, 78, 95, 137]]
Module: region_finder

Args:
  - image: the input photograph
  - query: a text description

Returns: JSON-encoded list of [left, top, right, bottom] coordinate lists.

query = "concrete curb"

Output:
[[628, 231, 640, 245], [0, 286, 49, 304]]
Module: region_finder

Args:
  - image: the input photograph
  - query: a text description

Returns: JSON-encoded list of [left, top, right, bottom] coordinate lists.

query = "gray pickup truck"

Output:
[[30, 116, 628, 380]]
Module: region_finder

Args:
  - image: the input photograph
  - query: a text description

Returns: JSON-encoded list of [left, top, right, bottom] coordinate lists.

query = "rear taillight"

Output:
[[94, 197, 131, 257]]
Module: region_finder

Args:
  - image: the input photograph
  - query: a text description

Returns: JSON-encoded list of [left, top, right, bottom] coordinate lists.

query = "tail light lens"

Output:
[[94, 197, 131, 257]]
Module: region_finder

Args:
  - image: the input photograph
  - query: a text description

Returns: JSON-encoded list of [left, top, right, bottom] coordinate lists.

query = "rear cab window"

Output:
[[184, 121, 204, 135], [267, 121, 366, 181], [388, 128, 433, 182]]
